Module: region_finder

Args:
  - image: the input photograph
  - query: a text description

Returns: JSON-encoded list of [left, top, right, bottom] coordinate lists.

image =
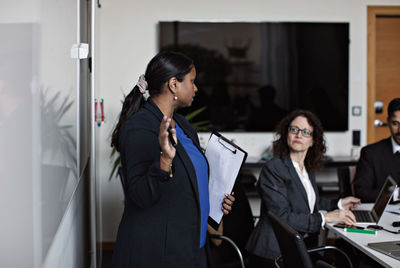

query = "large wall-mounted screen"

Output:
[[159, 21, 349, 132]]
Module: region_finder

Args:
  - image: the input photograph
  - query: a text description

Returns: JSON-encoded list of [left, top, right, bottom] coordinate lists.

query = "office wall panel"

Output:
[[0, 0, 92, 266]]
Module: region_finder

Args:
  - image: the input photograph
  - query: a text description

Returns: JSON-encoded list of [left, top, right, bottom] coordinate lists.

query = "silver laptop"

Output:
[[353, 176, 397, 223], [368, 241, 400, 261]]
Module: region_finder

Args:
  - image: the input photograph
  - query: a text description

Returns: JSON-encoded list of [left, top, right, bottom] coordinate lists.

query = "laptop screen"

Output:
[[371, 176, 397, 221]]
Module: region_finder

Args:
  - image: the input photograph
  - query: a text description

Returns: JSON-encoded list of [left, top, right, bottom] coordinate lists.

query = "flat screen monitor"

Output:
[[159, 21, 349, 132]]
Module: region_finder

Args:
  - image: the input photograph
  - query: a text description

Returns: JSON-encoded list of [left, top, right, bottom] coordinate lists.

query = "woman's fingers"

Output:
[[159, 116, 170, 144], [159, 116, 176, 159], [222, 208, 230, 215], [223, 196, 234, 206], [221, 193, 235, 215], [325, 209, 356, 225], [342, 210, 356, 225], [160, 116, 170, 132], [222, 202, 232, 210], [224, 193, 235, 202]]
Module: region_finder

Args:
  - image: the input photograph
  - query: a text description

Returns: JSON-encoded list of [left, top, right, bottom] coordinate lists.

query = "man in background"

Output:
[[353, 98, 400, 202]]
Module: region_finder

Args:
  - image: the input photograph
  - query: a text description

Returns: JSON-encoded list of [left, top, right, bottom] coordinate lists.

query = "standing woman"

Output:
[[110, 51, 234, 268], [246, 110, 360, 267]]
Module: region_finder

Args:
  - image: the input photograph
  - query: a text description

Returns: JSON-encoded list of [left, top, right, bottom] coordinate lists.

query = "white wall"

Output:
[[96, 0, 400, 241]]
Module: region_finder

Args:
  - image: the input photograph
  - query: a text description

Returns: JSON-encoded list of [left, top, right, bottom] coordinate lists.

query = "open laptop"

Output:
[[353, 176, 397, 223], [368, 241, 400, 261]]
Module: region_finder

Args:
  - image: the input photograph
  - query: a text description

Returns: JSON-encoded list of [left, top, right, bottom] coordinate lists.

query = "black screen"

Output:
[[159, 21, 349, 132]]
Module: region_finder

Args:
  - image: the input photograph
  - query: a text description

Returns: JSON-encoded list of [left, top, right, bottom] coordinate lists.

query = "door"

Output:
[[367, 6, 400, 144]]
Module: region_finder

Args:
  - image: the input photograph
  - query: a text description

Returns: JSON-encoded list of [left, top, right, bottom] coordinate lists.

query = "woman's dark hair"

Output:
[[111, 51, 194, 151], [273, 109, 326, 173]]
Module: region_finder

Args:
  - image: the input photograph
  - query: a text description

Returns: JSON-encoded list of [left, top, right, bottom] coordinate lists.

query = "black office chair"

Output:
[[208, 182, 255, 268], [208, 234, 246, 268], [267, 211, 353, 268]]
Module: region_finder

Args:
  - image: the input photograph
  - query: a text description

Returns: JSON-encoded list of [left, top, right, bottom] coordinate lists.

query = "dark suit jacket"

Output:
[[111, 99, 208, 268], [353, 137, 400, 203], [246, 156, 337, 260]]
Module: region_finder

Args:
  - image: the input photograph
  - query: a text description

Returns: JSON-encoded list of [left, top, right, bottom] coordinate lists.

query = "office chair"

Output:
[[337, 166, 356, 198], [267, 211, 353, 268], [208, 234, 245, 268], [208, 182, 255, 268]]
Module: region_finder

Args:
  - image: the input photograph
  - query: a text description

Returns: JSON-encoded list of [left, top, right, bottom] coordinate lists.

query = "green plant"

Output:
[[108, 106, 210, 180]]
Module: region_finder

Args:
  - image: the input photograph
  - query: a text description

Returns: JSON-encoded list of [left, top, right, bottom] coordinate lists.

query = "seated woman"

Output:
[[246, 109, 360, 267]]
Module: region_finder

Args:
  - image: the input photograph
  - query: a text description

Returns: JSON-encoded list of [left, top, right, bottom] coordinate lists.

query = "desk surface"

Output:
[[326, 204, 400, 268]]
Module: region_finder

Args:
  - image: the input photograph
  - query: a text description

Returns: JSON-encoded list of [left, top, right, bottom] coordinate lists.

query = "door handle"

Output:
[[374, 119, 387, 127]]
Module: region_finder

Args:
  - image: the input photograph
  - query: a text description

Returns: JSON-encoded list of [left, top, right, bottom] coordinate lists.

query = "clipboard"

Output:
[[205, 131, 248, 230]]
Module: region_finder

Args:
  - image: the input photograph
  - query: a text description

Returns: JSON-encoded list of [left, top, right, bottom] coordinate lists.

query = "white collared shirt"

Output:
[[391, 136, 400, 154], [391, 137, 400, 201], [292, 161, 316, 213]]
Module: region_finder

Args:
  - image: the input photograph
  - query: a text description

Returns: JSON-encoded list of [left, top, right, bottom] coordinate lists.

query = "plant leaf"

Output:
[[184, 106, 207, 121], [109, 156, 121, 181]]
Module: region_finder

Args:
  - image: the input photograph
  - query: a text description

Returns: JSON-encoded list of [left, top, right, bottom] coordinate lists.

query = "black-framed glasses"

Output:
[[288, 126, 313, 137]]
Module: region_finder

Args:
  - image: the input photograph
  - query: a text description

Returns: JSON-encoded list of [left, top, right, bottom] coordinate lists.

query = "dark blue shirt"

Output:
[[175, 124, 209, 248]]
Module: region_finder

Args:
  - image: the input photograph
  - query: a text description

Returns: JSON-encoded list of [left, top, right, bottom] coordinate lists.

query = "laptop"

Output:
[[368, 241, 400, 261], [353, 176, 397, 223]]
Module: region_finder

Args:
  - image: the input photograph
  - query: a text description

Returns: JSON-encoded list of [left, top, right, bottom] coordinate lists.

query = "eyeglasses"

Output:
[[288, 126, 313, 137]]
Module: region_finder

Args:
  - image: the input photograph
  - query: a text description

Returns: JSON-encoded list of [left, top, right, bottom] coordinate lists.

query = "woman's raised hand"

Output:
[[159, 116, 176, 171]]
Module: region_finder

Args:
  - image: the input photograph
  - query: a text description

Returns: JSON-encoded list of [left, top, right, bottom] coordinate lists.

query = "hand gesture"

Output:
[[159, 116, 176, 171]]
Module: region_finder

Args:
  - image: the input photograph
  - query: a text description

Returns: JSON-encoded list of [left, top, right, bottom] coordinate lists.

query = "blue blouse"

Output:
[[175, 124, 209, 248]]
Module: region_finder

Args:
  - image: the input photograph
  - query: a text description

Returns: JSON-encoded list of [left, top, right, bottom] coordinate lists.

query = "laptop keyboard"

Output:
[[353, 210, 373, 222]]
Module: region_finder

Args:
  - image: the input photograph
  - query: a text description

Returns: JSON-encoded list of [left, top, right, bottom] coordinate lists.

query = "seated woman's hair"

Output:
[[273, 109, 326, 173]]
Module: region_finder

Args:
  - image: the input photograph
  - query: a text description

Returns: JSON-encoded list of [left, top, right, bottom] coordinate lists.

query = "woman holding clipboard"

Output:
[[110, 51, 234, 268]]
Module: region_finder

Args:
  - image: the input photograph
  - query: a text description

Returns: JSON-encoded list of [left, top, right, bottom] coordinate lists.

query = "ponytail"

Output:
[[111, 51, 193, 152], [111, 86, 144, 152]]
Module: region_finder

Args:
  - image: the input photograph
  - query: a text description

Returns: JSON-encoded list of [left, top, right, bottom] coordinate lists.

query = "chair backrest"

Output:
[[223, 182, 255, 250], [208, 182, 255, 267], [267, 211, 314, 268]]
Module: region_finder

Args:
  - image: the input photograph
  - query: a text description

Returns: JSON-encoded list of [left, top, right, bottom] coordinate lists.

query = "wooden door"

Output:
[[367, 6, 400, 144]]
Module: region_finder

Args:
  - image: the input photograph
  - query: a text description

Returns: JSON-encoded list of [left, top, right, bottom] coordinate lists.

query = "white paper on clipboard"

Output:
[[205, 132, 247, 226]]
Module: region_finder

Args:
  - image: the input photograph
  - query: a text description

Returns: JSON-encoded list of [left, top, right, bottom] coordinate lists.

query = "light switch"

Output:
[[352, 106, 362, 116]]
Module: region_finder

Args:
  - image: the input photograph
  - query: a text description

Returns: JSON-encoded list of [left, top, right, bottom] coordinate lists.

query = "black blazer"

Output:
[[112, 99, 208, 268], [353, 137, 400, 203], [246, 156, 337, 260]]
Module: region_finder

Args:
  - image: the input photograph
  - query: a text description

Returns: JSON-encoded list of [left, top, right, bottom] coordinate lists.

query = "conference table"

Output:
[[326, 204, 400, 268]]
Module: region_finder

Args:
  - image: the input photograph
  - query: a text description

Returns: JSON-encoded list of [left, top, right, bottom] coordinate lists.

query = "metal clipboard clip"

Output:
[[217, 137, 237, 154]]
